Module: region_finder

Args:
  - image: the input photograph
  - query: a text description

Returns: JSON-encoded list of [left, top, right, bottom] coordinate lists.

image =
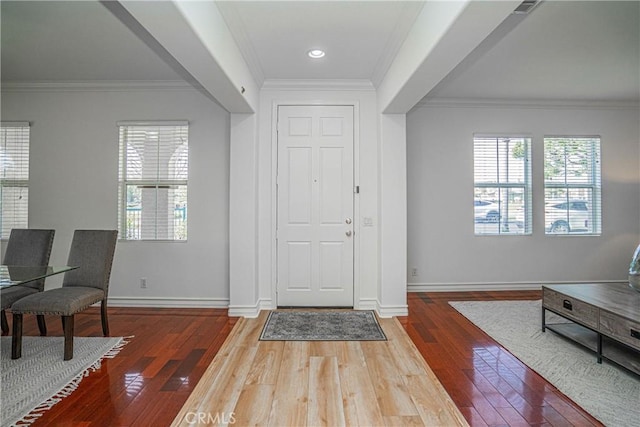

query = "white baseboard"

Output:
[[377, 304, 408, 318], [259, 298, 275, 311], [108, 296, 229, 308], [356, 298, 379, 311], [228, 298, 273, 318], [356, 298, 408, 317], [407, 280, 627, 292]]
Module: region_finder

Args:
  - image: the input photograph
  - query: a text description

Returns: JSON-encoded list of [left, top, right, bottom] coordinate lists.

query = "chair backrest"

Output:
[[62, 230, 118, 294], [2, 229, 55, 291]]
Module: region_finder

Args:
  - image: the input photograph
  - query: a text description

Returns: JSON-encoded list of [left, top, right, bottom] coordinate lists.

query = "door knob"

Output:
[[345, 230, 352, 237]]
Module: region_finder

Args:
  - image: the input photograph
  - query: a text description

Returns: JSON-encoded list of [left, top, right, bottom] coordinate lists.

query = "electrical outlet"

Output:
[[140, 277, 147, 289], [411, 268, 418, 277]]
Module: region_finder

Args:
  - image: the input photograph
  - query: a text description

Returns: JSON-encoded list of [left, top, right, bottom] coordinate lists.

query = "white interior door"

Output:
[[276, 105, 354, 307]]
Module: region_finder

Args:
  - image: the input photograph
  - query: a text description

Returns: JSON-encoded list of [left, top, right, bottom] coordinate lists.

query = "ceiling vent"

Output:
[[513, 0, 540, 14]]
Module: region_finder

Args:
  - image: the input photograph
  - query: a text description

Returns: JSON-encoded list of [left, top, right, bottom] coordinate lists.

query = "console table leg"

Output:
[[541, 306, 546, 332], [597, 333, 603, 364]]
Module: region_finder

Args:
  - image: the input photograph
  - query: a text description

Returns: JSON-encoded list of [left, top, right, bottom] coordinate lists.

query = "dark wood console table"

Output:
[[542, 283, 640, 376]]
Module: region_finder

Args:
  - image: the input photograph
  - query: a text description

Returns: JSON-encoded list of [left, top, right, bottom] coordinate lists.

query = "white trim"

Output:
[[407, 280, 628, 292], [271, 101, 361, 309], [107, 296, 229, 308], [0, 121, 30, 127], [270, 101, 279, 307], [262, 79, 375, 91], [353, 104, 361, 312], [1, 81, 193, 93], [258, 298, 275, 311], [325, 297, 407, 318], [228, 306, 260, 318], [377, 303, 408, 318], [357, 298, 379, 311], [117, 120, 189, 127], [370, 1, 424, 88], [216, 2, 266, 87], [414, 97, 640, 111], [228, 298, 273, 318]]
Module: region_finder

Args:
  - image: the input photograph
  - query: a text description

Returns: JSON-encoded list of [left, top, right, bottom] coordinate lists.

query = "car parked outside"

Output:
[[545, 200, 590, 233], [474, 199, 501, 222]]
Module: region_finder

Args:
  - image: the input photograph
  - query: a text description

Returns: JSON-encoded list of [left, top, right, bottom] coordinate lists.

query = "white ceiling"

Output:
[[0, 1, 182, 82], [429, 1, 640, 102], [1, 1, 639, 104], [216, 1, 423, 85]]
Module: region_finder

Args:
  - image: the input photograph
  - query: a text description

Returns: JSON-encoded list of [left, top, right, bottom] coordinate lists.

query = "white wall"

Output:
[[1, 85, 230, 306], [407, 102, 640, 290], [228, 112, 259, 316], [378, 113, 408, 315]]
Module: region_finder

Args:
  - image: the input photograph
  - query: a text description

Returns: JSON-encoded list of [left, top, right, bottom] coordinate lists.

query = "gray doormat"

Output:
[[259, 310, 387, 341]]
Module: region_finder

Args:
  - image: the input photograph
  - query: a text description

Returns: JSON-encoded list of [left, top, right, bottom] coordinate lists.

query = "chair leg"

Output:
[[37, 315, 47, 336], [11, 313, 23, 359], [101, 299, 109, 337], [62, 315, 74, 361], [1, 310, 8, 334]]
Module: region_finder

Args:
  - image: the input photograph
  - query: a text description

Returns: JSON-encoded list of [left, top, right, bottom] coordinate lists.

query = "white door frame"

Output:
[[270, 100, 361, 308]]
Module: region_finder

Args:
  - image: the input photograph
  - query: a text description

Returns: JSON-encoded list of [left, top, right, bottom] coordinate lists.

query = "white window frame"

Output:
[[543, 136, 601, 236], [0, 122, 30, 240], [473, 134, 532, 236], [117, 121, 189, 241]]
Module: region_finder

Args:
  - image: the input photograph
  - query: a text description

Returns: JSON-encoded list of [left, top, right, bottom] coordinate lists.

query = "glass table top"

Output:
[[0, 265, 78, 288]]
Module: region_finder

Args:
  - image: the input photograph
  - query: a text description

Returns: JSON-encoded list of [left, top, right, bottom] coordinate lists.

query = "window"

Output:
[[0, 122, 30, 239], [544, 136, 601, 235], [118, 122, 188, 241], [473, 135, 532, 235]]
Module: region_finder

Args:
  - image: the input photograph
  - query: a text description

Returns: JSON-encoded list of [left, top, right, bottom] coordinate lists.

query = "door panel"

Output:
[[319, 242, 344, 289], [287, 147, 312, 224], [286, 242, 312, 289], [277, 105, 354, 307], [319, 147, 344, 223]]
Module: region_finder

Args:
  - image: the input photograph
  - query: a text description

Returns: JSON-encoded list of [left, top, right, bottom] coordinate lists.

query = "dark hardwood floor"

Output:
[[3, 291, 602, 426], [3, 307, 237, 427], [400, 291, 602, 427]]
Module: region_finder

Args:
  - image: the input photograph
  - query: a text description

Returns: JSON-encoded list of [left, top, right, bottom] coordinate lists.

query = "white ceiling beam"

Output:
[[378, 0, 521, 114], [103, 1, 258, 113]]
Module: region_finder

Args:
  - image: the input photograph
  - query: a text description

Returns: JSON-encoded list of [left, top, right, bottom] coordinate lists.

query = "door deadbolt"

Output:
[[345, 218, 352, 224]]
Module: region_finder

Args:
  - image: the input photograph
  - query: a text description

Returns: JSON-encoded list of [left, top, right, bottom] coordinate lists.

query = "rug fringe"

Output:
[[103, 335, 133, 359], [12, 336, 133, 427]]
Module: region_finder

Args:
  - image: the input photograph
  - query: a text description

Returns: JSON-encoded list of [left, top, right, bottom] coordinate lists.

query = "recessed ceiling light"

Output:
[[308, 49, 325, 59]]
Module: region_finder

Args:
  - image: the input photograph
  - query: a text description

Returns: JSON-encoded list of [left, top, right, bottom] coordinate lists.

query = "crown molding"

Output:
[[262, 79, 375, 92], [0, 80, 194, 93], [370, 2, 424, 88], [216, 2, 265, 88], [413, 97, 640, 111]]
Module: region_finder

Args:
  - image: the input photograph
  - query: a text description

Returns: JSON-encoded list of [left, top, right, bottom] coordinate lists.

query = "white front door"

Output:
[[276, 105, 354, 307]]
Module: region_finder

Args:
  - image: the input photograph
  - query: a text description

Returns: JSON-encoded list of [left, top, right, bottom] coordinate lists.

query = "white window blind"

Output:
[[473, 135, 532, 235], [118, 122, 188, 241], [0, 122, 30, 239], [544, 136, 601, 235]]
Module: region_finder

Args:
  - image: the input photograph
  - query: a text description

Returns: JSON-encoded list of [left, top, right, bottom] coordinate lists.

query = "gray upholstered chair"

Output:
[[1, 229, 55, 335], [11, 230, 117, 360]]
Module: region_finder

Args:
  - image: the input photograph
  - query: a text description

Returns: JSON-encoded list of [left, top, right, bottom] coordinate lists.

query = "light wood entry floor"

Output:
[[171, 311, 468, 427]]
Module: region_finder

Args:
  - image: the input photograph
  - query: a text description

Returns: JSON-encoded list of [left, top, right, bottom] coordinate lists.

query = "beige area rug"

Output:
[[1, 336, 127, 426], [450, 300, 640, 427]]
